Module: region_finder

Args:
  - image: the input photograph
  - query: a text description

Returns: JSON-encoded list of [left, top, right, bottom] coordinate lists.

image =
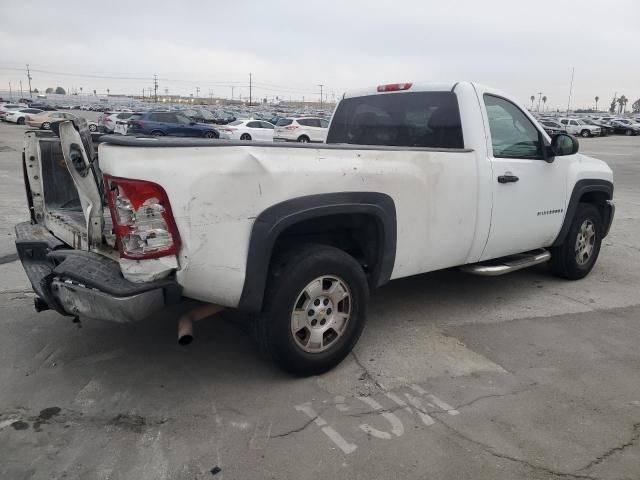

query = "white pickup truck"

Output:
[[16, 81, 614, 375]]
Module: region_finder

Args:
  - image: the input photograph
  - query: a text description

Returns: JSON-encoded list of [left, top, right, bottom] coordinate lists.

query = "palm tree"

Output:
[[542, 96, 547, 111], [530, 95, 535, 109], [617, 95, 628, 114], [595, 96, 599, 111]]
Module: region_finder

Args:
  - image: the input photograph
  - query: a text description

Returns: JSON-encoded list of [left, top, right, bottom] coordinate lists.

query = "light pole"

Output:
[[318, 84, 324, 109]]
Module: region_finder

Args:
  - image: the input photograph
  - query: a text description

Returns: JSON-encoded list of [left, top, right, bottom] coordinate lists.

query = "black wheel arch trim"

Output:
[[552, 179, 614, 247], [238, 192, 397, 313]]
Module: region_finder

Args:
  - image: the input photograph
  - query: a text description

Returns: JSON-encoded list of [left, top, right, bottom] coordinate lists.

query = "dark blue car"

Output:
[[126, 111, 219, 138]]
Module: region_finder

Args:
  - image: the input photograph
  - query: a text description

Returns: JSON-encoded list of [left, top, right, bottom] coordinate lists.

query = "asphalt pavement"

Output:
[[0, 122, 639, 479]]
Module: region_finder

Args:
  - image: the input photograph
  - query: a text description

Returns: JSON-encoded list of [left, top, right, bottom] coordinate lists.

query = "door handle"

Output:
[[498, 174, 519, 184]]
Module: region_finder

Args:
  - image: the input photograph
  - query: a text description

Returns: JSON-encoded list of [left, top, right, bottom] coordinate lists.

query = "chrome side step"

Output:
[[460, 249, 551, 276]]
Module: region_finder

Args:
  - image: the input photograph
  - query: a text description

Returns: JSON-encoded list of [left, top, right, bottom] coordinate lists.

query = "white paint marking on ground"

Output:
[[357, 396, 404, 437], [385, 392, 413, 415], [295, 403, 357, 454], [335, 395, 349, 412], [409, 384, 428, 395], [230, 421, 250, 430], [403, 393, 435, 426], [410, 384, 459, 415], [427, 394, 460, 416], [249, 419, 272, 450]]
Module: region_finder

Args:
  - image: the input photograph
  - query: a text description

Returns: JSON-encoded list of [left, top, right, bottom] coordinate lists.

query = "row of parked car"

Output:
[[535, 114, 640, 137], [121, 112, 330, 142], [0, 102, 331, 143]]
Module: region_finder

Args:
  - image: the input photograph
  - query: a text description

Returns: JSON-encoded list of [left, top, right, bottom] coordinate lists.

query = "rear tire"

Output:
[[89, 124, 97, 132], [549, 203, 603, 280], [42, 122, 51, 130], [625, 129, 632, 136], [297, 135, 310, 143], [151, 130, 165, 137], [17, 117, 25, 125], [240, 133, 252, 141], [203, 131, 217, 139], [253, 244, 369, 376]]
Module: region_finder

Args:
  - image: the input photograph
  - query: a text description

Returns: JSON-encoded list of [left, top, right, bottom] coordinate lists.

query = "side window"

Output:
[[320, 119, 329, 128], [570, 120, 579, 126], [483, 95, 542, 159], [149, 113, 163, 122], [560, 119, 568, 125], [247, 121, 262, 128], [260, 121, 274, 129]]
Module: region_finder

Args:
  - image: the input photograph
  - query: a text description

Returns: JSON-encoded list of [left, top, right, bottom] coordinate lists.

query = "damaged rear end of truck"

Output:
[[16, 119, 181, 323]]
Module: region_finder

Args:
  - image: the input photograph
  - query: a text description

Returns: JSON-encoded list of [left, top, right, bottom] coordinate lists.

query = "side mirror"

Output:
[[551, 133, 579, 157]]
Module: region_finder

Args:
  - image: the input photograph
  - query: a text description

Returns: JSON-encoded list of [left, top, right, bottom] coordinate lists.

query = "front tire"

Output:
[[254, 245, 369, 376], [151, 130, 165, 137], [625, 129, 632, 136], [549, 203, 603, 280], [297, 135, 310, 143], [42, 122, 51, 130], [17, 117, 25, 125], [203, 131, 217, 139], [580, 129, 591, 138], [88, 124, 97, 132]]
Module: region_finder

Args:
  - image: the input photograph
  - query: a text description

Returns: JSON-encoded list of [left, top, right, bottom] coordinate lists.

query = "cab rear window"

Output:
[[326, 91, 464, 148]]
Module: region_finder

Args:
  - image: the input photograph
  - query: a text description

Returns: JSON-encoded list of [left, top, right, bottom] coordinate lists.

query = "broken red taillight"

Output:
[[104, 175, 181, 260], [377, 83, 413, 92]]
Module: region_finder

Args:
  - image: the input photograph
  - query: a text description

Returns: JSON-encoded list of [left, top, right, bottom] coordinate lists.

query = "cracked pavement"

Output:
[[1, 126, 640, 479]]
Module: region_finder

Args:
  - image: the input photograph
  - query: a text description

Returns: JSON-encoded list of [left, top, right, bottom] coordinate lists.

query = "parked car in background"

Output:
[[608, 119, 640, 136], [212, 110, 236, 125], [4, 108, 43, 125], [28, 103, 57, 111], [218, 119, 275, 141], [274, 117, 329, 143], [558, 118, 601, 137], [581, 118, 613, 136], [25, 111, 77, 129], [101, 112, 136, 133], [0, 103, 28, 120], [538, 120, 567, 136], [126, 111, 219, 138], [183, 108, 218, 124]]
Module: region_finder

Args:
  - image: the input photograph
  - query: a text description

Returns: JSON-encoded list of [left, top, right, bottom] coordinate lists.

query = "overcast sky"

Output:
[[1, 0, 638, 109]]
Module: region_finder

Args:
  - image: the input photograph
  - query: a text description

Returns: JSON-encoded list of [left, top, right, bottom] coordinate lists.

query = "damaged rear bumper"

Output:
[[15, 221, 181, 323]]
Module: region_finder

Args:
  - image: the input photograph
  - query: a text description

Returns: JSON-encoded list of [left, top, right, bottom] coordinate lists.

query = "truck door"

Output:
[[479, 93, 569, 261]]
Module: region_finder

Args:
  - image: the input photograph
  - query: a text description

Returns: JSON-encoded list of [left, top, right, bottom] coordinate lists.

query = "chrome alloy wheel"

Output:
[[290, 275, 352, 353], [575, 219, 596, 266]]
